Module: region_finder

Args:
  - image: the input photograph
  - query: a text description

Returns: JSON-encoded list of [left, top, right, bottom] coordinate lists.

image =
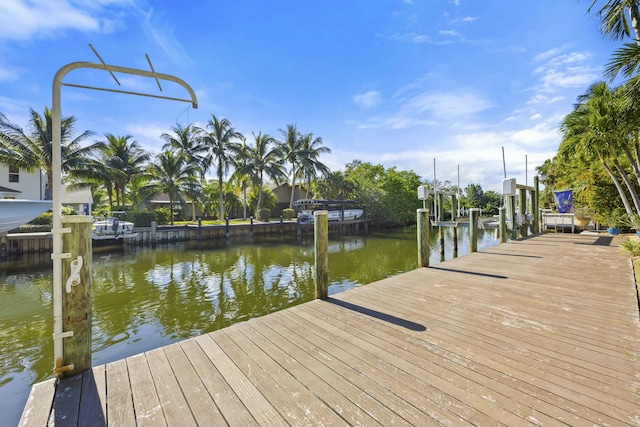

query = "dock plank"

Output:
[[127, 353, 166, 427], [104, 359, 135, 427], [179, 338, 259, 427], [18, 378, 55, 427], [19, 232, 640, 426], [77, 365, 106, 427], [162, 340, 227, 426], [194, 333, 288, 426], [145, 346, 197, 427]]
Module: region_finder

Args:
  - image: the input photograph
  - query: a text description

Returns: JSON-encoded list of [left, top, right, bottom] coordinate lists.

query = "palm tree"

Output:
[[160, 123, 206, 175], [230, 137, 252, 219], [278, 124, 304, 208], [298, 132, 331, 199], [142, 150, 201, 225], [99, 134, 150, 208], [161, 123, 206, 220], [588, 1, 640, 82], [0, 107, 96, 199], [200, 115, 243, 219], [559, 81, 639, 215], [236, 132, 285, 212]]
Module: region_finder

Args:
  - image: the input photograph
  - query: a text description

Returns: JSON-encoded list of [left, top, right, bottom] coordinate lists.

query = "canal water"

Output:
[[0, 225, 498, 426]]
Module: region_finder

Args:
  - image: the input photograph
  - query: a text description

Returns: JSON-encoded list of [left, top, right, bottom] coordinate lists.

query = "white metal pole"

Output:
[[52, 71, 64, 377], [433, 158, 437, 223], [457, 164, 461, 218]]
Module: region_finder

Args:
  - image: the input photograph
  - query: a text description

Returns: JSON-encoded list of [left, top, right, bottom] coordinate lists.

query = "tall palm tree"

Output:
[[298, 132, 331, 199], [559, 81, 639, 215], [99, 134, 150, 208], [161, 123, 206, 220], [230, 137, 251, 219], [236, 132, 285, 212], [588, 1, 640, 82], [142, 150, 201, 225], [278, 124, 304, 208], [160, 123, 206, 175], [200, 115, 243, 219], [0, 107, 96, 199]]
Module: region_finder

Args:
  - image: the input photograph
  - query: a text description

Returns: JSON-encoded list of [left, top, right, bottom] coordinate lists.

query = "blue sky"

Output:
[[0, 0, 617, 192]]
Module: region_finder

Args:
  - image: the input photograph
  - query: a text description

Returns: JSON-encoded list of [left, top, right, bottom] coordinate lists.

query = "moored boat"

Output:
[[293, 199, 364, 223], [92, 212, 136, 242], [0, 199, 52, 234]]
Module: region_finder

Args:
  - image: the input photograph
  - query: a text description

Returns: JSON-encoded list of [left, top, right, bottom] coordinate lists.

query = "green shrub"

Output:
[[30, 211, 53, 225], [257, 208, 271, 222], [128, 211, 156, 227], [154, 207, 171, 225], [11, 224, 52, 233], [282, 208, 296, 220], [620, 237, 640, 257]]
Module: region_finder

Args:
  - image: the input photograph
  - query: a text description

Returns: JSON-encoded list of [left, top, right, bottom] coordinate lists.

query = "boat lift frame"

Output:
[[51, 50, 198, 377]]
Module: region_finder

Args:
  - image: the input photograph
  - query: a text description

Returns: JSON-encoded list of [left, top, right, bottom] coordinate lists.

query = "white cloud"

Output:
[[142, 8, 193, 66], [529, 113, 542, 120], [0, 0, 125, 41], [439, 30, 460, 37], [353, 91, 382, 108], [533, 49, 599, 92], [125, 121, 172, 154], [0, 64, 21, 82], [352, 90, 491, 130]]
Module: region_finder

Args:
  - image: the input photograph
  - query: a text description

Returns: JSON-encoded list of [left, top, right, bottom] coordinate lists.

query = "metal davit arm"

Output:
[[52, 59, 198, 377]]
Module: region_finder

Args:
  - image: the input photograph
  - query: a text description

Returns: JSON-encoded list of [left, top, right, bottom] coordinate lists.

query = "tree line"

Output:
[[0, 107, 501, 226], [0, 108, 331, 224], [538, 1, 640, 227]]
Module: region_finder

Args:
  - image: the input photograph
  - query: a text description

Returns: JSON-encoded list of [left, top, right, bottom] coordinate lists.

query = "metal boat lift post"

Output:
[[51, 51, 198, 377]]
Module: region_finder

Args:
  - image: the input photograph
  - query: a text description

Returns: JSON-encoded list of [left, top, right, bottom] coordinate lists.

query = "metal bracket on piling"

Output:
[[53, 331, 74, 339]]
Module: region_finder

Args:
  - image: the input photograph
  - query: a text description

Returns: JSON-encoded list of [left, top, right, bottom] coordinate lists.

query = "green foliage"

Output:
[[282, 208, 296, 220], [29, 211, 53, 226], [619, 237, 640, 258], [464, 183, 484, 208], [598, 208, 626, 228], [624, 213, 640, 230], [461, 183, 501, 214], [128, 211, 156, 227], [248, 187, 277, 213], [154, 207, 172, 225], [483, 190, 502, 215], [257, 208, 271, 222], [314, 171, 357, 200], [11, 224, 52, 233], [321, 161, 423, 226]]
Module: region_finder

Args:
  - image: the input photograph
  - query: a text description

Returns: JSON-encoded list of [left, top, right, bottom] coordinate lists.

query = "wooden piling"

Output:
[[518, 188, 527, 238], [469, 208, 479, 252], [437, 193, 444, 221], [314, 210, 329, 299], [417, 209, 430, 267], [532, 176, 540, 233], [508, 195, 517, 240], [439, 226, 445, 262], [61, 215, 93, 377], [499, 206, 507, 243], [452, 225, 458, 258]]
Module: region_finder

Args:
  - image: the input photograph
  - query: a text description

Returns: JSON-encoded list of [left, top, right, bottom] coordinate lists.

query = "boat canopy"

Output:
[[293, 199, 359, 209]]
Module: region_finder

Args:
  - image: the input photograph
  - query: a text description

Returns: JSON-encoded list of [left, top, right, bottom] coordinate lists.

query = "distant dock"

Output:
[[20, 232, 640, 426]]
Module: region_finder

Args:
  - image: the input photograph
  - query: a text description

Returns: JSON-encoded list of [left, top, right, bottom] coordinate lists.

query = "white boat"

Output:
[[293, 199, 364, 223], [0, 199, 52, 234], [92, 212, 136, 241], [327, 209, 364, 221]]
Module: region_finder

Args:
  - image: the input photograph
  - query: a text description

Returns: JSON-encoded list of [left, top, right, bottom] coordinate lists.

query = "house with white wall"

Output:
[[0, 165, 46, 200]]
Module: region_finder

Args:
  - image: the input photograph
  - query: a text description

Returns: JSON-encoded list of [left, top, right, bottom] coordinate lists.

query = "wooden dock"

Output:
[[20, 232, 640, 426]]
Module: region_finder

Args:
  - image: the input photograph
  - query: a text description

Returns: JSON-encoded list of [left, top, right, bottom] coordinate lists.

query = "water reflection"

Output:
[[0, 226, 498, 426]]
